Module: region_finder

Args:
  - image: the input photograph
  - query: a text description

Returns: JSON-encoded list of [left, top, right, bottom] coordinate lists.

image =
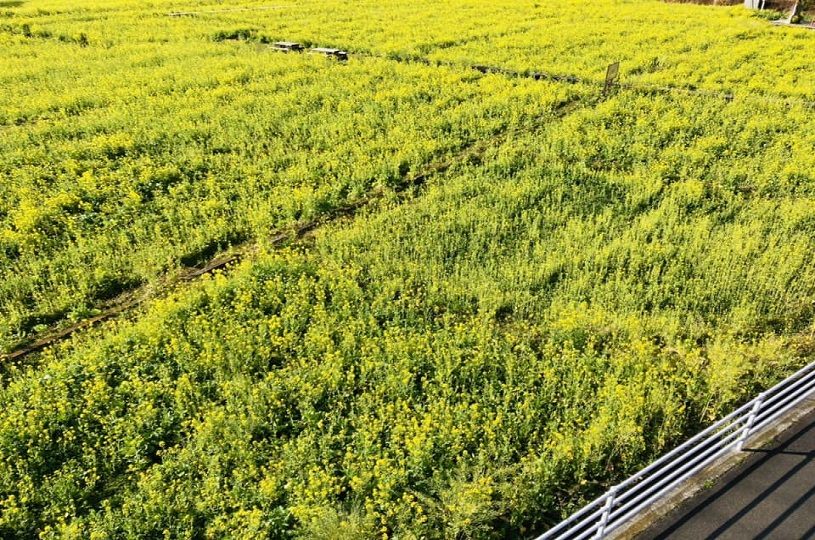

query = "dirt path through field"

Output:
[[0, 94, 587, 364]]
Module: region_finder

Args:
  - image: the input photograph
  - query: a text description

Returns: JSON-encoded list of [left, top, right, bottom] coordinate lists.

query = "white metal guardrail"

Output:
[[536, 360, 815, 540]]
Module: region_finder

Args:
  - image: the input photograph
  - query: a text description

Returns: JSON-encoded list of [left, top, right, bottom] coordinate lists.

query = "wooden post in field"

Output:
[[603, 61, 620, 96], [787, 2, 800, 24]]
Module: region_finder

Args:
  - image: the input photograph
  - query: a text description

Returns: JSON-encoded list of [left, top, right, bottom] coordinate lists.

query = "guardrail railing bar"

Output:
[[538, 414, 753, 539], [759, 368, 815, 410], [749, 389, 815, 442], [614, 418, 744, 505], [609, 402, 752, 491], [736, 394, 766, 451], [596, 486, 617, 539], [573, 519, 605, 540], [751, 385, 813, 434], [544, 426, 745, 540], [607, 436, 744, 533], [537, 495, 607, 539], [570, 505, 607, 536], [754, 372, 815, 421], [536, 361, 815, 540], [617, 430, 741, 512], [610, 427, 744, 522], [545, 505, 608, 540], [770, 361, 815, 387]]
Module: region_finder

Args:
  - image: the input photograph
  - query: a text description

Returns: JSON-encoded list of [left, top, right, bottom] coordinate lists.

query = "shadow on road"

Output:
[[650, 414, 815, 540]]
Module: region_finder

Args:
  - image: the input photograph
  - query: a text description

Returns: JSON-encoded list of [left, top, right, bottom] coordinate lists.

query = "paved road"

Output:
[[642, 401, 815, 540]]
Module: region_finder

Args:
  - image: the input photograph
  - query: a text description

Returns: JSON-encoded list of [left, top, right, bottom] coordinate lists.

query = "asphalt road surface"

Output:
[[642, 401, 815, 540]]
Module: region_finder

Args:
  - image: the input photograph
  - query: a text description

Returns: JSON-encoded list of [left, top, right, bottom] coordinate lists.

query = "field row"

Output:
[[0, 37, 586, 352], [4, 0, 815, 353], [3, 1, 815, 537], [7, 0, 815, 98], [196, 0, 815, 98], [3, 86, 815, 537]]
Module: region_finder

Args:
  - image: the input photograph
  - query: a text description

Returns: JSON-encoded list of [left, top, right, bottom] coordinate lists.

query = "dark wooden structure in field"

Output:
[[310, 47, 348, 61], [272, 41, 303, 52]]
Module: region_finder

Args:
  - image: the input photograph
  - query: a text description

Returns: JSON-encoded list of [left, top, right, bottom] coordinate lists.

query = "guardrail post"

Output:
[[595, 485, 618, 539], [737, 393, 765, 451]]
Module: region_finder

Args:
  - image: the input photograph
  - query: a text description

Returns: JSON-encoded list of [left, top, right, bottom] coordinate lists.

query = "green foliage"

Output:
[[212, 28, 258, 42], [0, 18, 578, 350], [1, 0, 815, 538]]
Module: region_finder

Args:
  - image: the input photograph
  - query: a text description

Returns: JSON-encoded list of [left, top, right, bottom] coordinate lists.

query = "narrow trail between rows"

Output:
[[0, 90, 589, 364], [271, 35, 815, 108], [21, 21, 803, 364]]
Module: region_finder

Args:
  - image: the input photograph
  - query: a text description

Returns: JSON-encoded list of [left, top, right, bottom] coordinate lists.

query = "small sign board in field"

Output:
[[604, 61, 620, 94]]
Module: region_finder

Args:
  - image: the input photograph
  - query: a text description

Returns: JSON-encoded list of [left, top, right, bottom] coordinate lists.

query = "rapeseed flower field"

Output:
[[1, 0, 814, 537]]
